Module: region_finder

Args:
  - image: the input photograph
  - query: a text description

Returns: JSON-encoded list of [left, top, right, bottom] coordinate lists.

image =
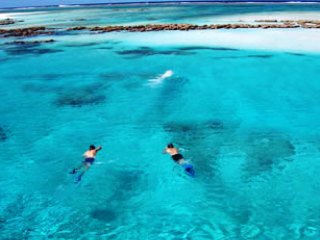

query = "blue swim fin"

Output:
[[74, 175, 82, 184], [182, 163, 195, 177]]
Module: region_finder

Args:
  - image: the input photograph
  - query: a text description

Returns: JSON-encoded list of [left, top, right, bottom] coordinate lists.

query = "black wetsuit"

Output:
[[84, 157, 95, 164], [171, 153, 183, 162]]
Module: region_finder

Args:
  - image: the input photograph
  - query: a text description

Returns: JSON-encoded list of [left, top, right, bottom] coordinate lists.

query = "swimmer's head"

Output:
[[89, 145, 96, 150], [167, 143, 174, 148]]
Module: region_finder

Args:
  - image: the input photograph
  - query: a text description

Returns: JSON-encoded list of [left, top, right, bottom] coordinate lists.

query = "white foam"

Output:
[[0, 11, 48, 19], [147, 70, 174, 86], [0, 13, 14, 19], [59, 5, 80, 8]]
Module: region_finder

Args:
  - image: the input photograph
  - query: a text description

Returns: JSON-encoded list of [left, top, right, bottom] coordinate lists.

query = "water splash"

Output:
[[147, 70, 173, 86]]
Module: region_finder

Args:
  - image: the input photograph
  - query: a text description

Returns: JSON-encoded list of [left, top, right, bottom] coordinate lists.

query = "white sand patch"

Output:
[[55, 27, 320, 53], [103, 29, 320, 53], [211, 11, 320, 23]]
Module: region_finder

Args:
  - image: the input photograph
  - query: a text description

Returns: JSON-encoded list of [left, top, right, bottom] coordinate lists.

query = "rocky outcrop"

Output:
[[66, 20, 320, 33], [2, 19, 320, 38], [255, 19, 278, 23], [0, 26, 52, 37], [67, 26, 87, 31], [0, 18, 15, 25]]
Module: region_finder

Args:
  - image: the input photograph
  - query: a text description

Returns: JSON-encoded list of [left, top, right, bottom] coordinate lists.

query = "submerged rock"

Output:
[[177, 46, 238, 51], [71, 18, 86, 22], [100, 72, 127, 81], [55, 92, 105, 107], [163, 120, 224, 134], [3, 38, 60, 56], [116, 47, 194, 57], [54, 83, 107, 107], [5, 39, 55, 45], [90, 208, 117, 222], [163, 122, 195, 134], [0, 18, 15, 26], [0, 26, 52, 38], [0, 127, 7, 142], [255, 19, 278, 23], [247, 54, 273, 58], [242, 131, 295, 176], [4, 45, 62, 56], [63, 42, 97, 47]]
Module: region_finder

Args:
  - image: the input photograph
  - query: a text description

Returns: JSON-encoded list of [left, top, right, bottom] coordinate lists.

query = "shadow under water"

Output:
[[1, 39, 58, 55], [116, 46, 195, 58], [241, 131, 295, 178], [107, 169, 144, 201], [177, 46, 239, 51], [62, 42, 99, 48], [211, 54, 273, 60], [4, 45, 63, 55], [0, 127, 8, 142], [54, 83, 107, 107], [90, 208, 117, 222], [90, 169, 145, 223]]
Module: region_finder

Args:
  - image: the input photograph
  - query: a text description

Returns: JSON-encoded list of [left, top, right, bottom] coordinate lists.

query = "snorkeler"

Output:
[[163, 143, 195, 177], [70, 145, 102, 182]]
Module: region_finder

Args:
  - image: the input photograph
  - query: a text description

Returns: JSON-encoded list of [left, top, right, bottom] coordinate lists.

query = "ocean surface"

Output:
[[0, 3, 320, 239]]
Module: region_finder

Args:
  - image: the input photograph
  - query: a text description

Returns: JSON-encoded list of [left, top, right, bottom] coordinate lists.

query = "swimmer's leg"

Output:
[[70, 163, 84, 174], [75, 164, 90, 182]]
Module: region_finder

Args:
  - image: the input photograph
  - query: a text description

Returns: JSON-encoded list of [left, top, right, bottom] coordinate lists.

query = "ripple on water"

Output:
[[239, 224, 262, 239], [0, 193, 50, 239]]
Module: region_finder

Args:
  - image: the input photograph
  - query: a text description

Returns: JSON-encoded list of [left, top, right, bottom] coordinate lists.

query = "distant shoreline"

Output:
[[0, 1, 320, 11]]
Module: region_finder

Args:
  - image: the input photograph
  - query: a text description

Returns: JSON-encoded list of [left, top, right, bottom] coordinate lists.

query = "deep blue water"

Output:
[[0, 4, 320, 239]]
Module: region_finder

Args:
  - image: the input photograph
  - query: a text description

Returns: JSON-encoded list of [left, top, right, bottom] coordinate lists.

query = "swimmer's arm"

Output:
[[95, 146, 102, 152], [163, 148, 168, 154]]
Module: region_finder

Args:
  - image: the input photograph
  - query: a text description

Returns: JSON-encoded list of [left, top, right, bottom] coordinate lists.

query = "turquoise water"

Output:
[[1, 4, 320, 240]]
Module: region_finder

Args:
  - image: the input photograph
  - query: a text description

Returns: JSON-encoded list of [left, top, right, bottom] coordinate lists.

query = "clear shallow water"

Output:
[[1, 4, 320, 240]]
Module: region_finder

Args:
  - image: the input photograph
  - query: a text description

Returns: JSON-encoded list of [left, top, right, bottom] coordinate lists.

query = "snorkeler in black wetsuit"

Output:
[[164, 143, 195, 177], [70, 145, 102, 182], [164, 143, 184, 163]]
